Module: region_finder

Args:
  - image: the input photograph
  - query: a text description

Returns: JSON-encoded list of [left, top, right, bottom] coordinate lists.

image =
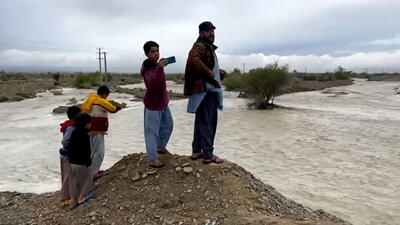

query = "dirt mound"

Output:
[[0, 153, 350, 225]]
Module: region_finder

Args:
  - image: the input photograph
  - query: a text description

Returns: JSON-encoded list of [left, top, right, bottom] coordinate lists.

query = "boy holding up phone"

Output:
[[141, 41, 174, 168]]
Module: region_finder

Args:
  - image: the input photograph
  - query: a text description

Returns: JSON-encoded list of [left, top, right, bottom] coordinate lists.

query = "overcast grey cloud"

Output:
[[1, 0, 400, 73]]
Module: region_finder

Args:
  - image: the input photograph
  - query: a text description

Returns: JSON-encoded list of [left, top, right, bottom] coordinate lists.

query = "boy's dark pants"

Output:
[[192, 92, 218, 159]]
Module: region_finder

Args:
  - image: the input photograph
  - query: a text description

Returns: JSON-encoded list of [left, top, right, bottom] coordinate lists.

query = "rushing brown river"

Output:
[[0, 79, 399, 225]]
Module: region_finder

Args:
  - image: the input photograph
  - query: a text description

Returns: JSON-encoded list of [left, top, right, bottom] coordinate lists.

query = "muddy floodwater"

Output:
[[0, 79, 399, 225]]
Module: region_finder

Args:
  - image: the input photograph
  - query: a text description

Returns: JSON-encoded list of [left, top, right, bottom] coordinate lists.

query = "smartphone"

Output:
[[165, 56, 176, 65]]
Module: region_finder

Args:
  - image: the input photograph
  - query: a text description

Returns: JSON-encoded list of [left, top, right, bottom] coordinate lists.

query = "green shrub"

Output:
[[223, 74, 247, 91], [334, 72, 350, 80], [244, 63, 291, 109], [317, 74, 334, 81], [302, 74, 317, 81], [0, 71, 8, 81], [333, 66, 350, 80], [73, 72, 100, 88]]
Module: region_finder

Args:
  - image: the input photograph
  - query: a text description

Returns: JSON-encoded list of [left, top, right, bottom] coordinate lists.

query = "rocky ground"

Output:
[[0, 79, 56, 102], [0, 153, 350, 225], [365, 74, 400, 82], [0, 73, 143, 103], [0, 74, 186, 105]]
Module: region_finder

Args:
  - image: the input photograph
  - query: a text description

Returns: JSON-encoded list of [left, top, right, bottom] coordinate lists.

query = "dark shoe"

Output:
[[149, 160, 165, 168], [190, 153, 203, 160], [157, 147, 171, 154]]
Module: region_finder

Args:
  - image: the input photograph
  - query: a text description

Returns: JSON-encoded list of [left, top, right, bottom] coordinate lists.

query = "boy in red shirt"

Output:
[[141, 41, 174, 168]]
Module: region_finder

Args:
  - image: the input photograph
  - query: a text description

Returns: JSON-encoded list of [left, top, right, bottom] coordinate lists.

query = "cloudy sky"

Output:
[[1, 0, 400, 73]]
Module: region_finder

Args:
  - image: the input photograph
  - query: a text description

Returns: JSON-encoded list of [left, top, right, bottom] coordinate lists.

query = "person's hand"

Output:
[[210, 79, 221, 88], [158, 58, 167, 68], [120, 103, 127, 108], [220, 69, 228, 79]]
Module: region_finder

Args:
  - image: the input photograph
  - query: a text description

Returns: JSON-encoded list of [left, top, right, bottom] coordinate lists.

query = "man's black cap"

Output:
[[199, 21, 216, 31]]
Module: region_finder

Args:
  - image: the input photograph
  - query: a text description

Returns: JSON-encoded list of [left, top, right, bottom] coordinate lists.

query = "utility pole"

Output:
[[103, 52, 108, 85], [97, 47, 103, 84]]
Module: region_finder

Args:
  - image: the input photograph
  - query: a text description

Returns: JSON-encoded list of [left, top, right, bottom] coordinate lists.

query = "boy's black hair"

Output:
[[97, 85, 110, 95], [74, 113, 91, 129], [143, 41, 159, 55], [67, 106, 81, 120]]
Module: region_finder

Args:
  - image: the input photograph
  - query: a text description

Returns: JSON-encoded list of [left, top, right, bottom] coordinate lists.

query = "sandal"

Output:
[[157, 147, 171, 154], [61, 199, 71, 207], [203, 155, 224, 164], [190, 153, 203, 160], [78, 193, 95, 204]]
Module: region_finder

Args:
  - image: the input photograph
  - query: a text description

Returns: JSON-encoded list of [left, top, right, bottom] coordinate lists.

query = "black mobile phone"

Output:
[[165, 56, 176, 65]]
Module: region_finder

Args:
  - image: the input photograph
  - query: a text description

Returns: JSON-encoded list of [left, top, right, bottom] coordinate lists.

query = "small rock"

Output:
[[196, 173, 201, 178], [146, 170, 157, 175], [175, 166, 182, 172], [142, 173, 148, 179], [182, 162, 190, 167], [117, 164, 127, 170], [131, 173, 141, 182], [51, 90, 63, 96], [183, 167, 193, 174], [248, 207, 254, 212]]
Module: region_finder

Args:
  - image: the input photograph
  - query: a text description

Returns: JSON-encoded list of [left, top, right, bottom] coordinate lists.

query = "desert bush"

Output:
[[333, 66, 350, 80], [52, 73, 60, 85], [223, 74, 247, 91], [166, 74, 184, 84], [302, 74, 317, 81], [231, 68, 241, 75], [317, 74, 334, 81], [334, 72, 350, 80], [244, 63, 291, 109], [0, 71, 8, 81], [73, 72, 100, 88]]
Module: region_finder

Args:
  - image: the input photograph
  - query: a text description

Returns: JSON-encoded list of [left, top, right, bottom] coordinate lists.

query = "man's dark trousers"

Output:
[[192, 92, 218, 159]]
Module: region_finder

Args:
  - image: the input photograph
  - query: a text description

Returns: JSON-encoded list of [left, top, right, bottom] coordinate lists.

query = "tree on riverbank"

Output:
[[223, 63, 291, 109], [245, 63, 291, 109]]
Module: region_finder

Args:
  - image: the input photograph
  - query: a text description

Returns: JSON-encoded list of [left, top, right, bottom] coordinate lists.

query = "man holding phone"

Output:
[[184, 21, 227, 164]]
